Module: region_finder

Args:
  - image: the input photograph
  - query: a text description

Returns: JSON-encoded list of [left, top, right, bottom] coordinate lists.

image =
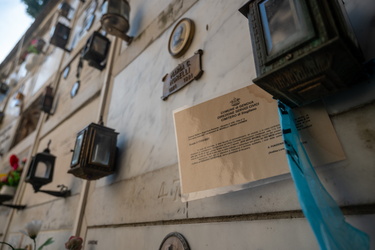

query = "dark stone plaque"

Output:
[[161, 50, 203, 100]]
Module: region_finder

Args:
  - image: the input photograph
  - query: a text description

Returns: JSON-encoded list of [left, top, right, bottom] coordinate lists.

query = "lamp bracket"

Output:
[[36, 184, 71, 198], [0, 203, 27, 210], [120, 33, 133, 46]]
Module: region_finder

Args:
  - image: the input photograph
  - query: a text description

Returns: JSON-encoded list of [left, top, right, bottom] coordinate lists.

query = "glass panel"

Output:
[[35, 161, 51, 179], [93, 36, 108, 56], [259, 0, 312, 56], [57, 24, 70, 40], [91, 133, 111, 166], [107, 0, 129, 19], [71, 133, 84, 166]]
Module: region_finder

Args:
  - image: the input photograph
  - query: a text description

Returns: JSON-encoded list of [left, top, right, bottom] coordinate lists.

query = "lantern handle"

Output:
[[43, 140, 52, 153]]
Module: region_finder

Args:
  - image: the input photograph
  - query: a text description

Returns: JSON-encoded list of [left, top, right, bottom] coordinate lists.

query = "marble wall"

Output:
[[1, 0, 374, 249], [83, 0, 375, 248]]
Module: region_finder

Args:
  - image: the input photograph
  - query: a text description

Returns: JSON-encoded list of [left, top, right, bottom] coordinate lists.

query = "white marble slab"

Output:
[[104, 0, 254, 186]]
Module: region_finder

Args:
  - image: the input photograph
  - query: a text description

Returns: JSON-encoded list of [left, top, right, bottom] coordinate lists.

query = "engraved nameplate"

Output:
[[161, 50, 203, 100]]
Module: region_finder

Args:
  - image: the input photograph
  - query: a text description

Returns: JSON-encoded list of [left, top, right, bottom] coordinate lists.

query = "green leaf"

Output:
[[38, 237, 54, 250]]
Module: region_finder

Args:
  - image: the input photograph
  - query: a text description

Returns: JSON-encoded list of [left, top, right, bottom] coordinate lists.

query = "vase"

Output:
[[0, 186, 17, 203]]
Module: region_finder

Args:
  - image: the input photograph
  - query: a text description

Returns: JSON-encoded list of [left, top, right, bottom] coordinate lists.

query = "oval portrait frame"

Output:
[[168, 18, 195, 58]]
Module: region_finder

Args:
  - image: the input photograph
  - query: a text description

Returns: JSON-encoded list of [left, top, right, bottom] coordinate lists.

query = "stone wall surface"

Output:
[[0, 0, 374, 249]]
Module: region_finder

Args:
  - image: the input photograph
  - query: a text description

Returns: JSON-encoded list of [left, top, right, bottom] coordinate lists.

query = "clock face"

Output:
[[159, 232, 190, 250]]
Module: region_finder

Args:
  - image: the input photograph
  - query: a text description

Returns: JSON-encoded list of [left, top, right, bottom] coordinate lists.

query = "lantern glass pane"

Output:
[[72, 133, 84, 165], [259, 0, 312, 56], [35, 161, 51, 179], [91, 133, 111, 166], [107, 0, 130, 20], [56, 25, 69, 40], [93, 36, 108, 56]]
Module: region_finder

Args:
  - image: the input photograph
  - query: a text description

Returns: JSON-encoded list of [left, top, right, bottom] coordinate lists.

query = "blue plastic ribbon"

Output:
[[277, 101, 370, 250]]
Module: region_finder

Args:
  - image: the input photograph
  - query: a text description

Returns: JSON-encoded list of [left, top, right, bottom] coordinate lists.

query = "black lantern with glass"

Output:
[[58, 1, 74, 20], [41, 86, 54, 114], [0, 111, 4, 124], [0, 82, 9, 94], [68, 121, 118, 180], [82, 31, 111, 70], [50, 22, 71, 52], [239, 0, 364, 107], [100, 0, 133, 44], [25, 141, 70, 197]]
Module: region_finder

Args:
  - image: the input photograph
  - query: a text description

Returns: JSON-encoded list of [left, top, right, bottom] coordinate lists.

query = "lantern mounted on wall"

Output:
[[100, 0, 133, 44], [41, 85, 54, 114], [0, 82, 9, 94], [58, 1, 74, 20], [0, 111, 4, 124], [25, 140, 71, 197], [50, 22, 71, 52], [68, 119, 119, 180], [239, 0, 365, 107], [82, 31, 111, 70]]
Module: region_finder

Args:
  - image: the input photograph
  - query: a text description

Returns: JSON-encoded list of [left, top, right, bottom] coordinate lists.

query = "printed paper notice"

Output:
[[173, 85, 345, 201]]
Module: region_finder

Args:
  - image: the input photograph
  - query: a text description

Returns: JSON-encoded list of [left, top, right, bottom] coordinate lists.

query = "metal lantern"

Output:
[[100, 0, 133, 44], [26, 144, 55, 191], [82, 31, 111, 70], [58, 1, 74, 20], [50, 22, 71, 52], [0, 111, 4, 124], [25, 141, 70, 197], [0, 82, 9, 94], [41, 86, 54, 114], [239, 0, 364, 107], [68, 122, 119, 180]]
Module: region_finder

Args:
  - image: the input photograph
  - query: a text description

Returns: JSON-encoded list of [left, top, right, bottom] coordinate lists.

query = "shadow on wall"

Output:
[[128, 2, 144, 38]]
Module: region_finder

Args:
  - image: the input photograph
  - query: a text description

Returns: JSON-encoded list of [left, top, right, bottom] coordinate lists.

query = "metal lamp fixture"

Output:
[[0, 111, 4, 124], [41, 86, 54, 114], [0, 196, 26, 210], [58, 1, 74, 20], [100, 0, 133, 44], [50, 22, 71, 52], [25, 141, 71, 197], [0, 82, 9, 94], [239, 0, 364, 107], [68, 121, 119, 180], [82, 31, 111, 70]]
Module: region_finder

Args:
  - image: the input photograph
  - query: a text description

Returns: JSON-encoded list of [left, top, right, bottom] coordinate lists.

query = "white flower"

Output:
[[20, 220, 42, 239]]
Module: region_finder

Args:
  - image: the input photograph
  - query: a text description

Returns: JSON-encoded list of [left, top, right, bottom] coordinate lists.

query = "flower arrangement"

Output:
[[18, 39, 46, 64], [0, 221, 84, 249], [65, 236, 83, 250], [27, 39, 46, 55], [0, 220, 54, 250], [0, 155, 25, 190]]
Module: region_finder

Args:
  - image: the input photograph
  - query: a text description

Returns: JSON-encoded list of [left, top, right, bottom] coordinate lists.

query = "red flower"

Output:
[[65, 236, 83, 250], [9, 155, 19, 170]]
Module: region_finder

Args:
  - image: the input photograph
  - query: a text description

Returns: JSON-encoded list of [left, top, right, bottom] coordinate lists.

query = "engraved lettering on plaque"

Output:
[[161, 50, 203, 100]]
